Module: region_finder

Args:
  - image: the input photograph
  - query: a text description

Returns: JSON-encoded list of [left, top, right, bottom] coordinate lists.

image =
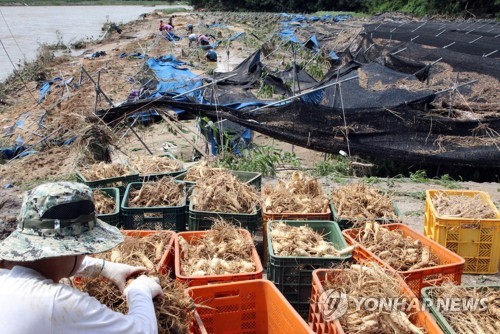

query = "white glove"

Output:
[[124, 275, 163, 299], [101, 261, 148, 292]]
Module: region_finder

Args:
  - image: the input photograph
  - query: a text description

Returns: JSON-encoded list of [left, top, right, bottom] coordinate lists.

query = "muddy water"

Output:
[[0, 5, 191, 81]]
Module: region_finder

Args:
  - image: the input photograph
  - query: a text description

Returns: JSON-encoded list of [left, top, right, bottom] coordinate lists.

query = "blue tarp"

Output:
[[164, 32, 181, 42], [329, 50, 339, 60], [145, 55, 203, 104], [38, 77, 62, 104], [229, 32, 245, 41], [304, 35, 319, 51]]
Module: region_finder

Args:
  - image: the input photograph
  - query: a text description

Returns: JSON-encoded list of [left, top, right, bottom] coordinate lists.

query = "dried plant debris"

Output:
[[76, 232, 194, 334], [353, 222, 439, 271], [324, 264, 426, 334], [80, 162, 134, 181], [331, 182, 399, 220], [191, 173, 259, 213], [93, 189, 115, 215], [269, 221, 355, 257], [128, 178, 185, 207], [263, 171, 329, 214], [431, 191, 497, 219], [184, 160, 231, 182], [129, 156, 184, 175], [425, 283, 500, 333], [179, 219, 256, 276]]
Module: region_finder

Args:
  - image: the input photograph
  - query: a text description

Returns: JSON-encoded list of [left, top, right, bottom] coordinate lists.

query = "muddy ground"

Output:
[[0, 10, 498, 284]]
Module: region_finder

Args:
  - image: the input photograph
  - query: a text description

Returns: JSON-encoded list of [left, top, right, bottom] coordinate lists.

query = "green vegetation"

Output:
[[313, 156, 350, 177], [0, 1, 185, 5], [188, 0, 498, 18], [394, 169, 460, 188], [216, 144, 301, 176], [1, 43, 56, 96]]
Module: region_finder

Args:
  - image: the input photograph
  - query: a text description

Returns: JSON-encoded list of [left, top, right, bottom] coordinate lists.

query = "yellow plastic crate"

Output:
[[424, 189, 500, 274]]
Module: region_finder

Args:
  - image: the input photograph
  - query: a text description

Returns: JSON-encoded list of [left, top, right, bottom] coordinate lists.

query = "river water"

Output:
[[0, 5, 190, 81]]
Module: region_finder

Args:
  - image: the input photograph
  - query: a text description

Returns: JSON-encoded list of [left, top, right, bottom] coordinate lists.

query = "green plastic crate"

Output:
[[139, 169, 186, 182], [421, 285, 499, 334], [121, 182, 187, 231], [188, 191, 260, 232], [330, 200, 402, 230], [266, 220, 352, 319], [174, 170, 262, 190], [76, 168, 139, 198], [93, 187, 121, 227]]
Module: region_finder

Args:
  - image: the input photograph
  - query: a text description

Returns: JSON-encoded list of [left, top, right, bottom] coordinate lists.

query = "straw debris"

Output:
[[76, 232, 194, 334], [179, 219, 256, 276], [263, 171, 329, 214]]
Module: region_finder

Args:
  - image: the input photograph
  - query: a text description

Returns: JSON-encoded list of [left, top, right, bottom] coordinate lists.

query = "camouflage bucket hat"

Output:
[[0, 182, 123, 262]]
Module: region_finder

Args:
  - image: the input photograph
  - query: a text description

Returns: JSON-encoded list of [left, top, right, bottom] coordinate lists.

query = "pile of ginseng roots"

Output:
[[426, 283, 500, 333], [263, 171, 329, 214], [129, 156, 184, 175], [179, 219, 256, 276], [353, 222, 439, 271], [80, 162, 134, 181], [93, 189, 115, 214], [184, 160, 229, 182], [431, 191, 497, 219], [128, 178, 185, 207], [76, 232, 194, 334], [191, 172, 259, 213], [324, 263, 426, 334], [331, 182, 399, 220], [269, 221, 355, 257]]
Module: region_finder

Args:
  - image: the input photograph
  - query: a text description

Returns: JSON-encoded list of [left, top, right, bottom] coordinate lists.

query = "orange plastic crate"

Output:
[[309, 269, 443, 334], [122, 230, 175, 276], [424, 189, 500, 274], [175, 229, 263, 287], [188, 279, 314, 334], [342, 223, 465, 298]]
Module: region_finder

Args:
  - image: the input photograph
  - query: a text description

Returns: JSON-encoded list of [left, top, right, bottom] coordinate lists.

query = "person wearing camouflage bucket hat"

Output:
[[0, 182, 163, 334]]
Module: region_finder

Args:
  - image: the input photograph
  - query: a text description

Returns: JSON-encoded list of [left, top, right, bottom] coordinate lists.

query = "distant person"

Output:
[[205, 50, 217, 62], [188, 33, 197, 47], [164, 24, 174, 33], [187, 24, 193, 34], [197, 34, 210, 46], [159, 20, 173, 33], [168, 16, 174, 28]]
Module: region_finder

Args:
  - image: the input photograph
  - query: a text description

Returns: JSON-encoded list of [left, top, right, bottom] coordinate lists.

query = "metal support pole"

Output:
[[448, 73, 460, 117]]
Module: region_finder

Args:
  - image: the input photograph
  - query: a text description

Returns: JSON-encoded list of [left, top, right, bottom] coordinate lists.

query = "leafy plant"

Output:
[[313, 156, 350, 177], [409, 169, 428, 183], [216, 144, 301, 176]]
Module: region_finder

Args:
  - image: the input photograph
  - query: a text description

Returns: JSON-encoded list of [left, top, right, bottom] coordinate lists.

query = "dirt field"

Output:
[[0, 10, 499, 284]]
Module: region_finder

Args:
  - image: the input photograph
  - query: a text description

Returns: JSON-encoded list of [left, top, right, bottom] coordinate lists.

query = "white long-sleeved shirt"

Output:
[[0, 257, 158, 334]]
